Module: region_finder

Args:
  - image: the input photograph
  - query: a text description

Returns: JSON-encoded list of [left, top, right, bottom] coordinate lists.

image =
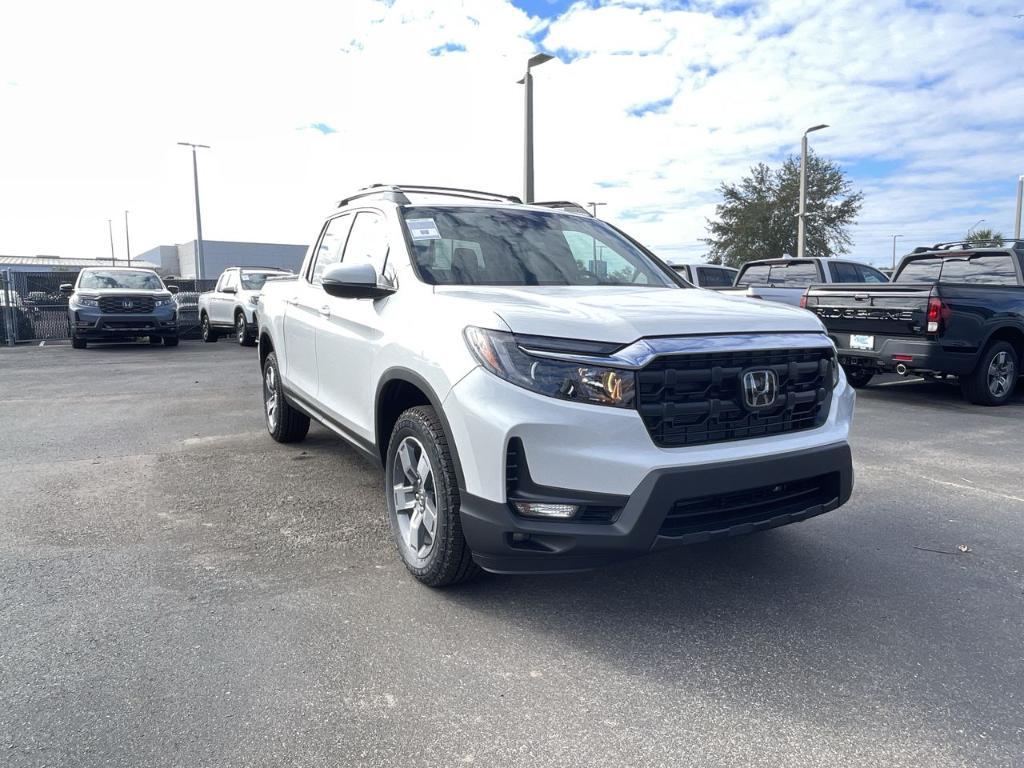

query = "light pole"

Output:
[[796, 124, 828, 259], [587, 202, 606, 217], [178, 141, 210, 279], [107, 219, 116, 265], [1014, 175, 1022, 239], [891, 234, 903, 270], [124, 210, 131, 267], [518, 53, 553, 204], [968, 218, 985, 240]]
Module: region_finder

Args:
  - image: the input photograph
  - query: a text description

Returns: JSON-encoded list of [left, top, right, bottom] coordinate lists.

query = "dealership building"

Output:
[[137, 240, 308, 279]]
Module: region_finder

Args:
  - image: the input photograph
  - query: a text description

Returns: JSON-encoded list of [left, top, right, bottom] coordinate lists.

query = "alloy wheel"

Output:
[[237, 316, 245, 343], [391, 436, 438, 559], [987, 351, 1015, 399], [264, 364, 278, 430]]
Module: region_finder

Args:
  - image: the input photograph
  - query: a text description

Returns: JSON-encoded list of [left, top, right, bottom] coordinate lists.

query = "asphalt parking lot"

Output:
[[1, 342, 1022, 768]]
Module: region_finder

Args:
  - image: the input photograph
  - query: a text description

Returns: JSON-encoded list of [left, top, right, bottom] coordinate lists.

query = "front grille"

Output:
[[98, 295, 155, 313], [659, 473, 839, 537], [637, 347, 834, 447]]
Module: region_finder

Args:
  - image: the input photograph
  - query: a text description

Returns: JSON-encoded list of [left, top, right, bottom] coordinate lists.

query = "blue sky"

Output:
[[0, 0, 1022, 264]]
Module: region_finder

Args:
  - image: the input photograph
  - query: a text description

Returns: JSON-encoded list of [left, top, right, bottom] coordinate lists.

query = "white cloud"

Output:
[[0, 0, 1021, 268]]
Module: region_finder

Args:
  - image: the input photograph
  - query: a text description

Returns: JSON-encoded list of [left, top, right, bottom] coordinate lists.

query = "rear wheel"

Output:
[[385, 406, 479, 587], [961, 341, 1018, 406], [262, 351, 310, 442], [201, 313, 218, 343], [843, 366, 874, 389]]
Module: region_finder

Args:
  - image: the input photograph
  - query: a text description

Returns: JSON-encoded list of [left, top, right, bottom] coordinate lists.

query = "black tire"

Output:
[[200, 313, 218, 343], [262, 351, 310, 442], [385, 405, 480, 587], [235, 312, 256, 347], [843, 366, 874, 389], [148, 336, 162, 345], [961, 341, 1018, 406], [163, 336, 179, 347], [71, 335, 87, 349]]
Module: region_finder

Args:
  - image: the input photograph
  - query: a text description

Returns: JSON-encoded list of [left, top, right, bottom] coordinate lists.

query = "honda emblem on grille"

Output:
[[742, 369, 778, 409], [122, 299, 133, 309]]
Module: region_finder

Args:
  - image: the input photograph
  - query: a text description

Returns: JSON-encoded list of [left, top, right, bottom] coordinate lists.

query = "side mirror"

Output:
[[167, 285, 179, 295], [223, 286, 236, 294], [59, 284, 73, 296], [321, 262, 396, 299]]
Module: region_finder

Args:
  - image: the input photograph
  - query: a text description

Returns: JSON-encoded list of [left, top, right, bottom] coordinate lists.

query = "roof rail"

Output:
[[235, 265, 289, 271], [337, 184, 522, 208], [923, 238, 1024, 251], [532, 201, 593, 216]]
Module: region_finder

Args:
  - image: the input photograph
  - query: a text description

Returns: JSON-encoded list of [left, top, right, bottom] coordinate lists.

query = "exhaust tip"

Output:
[[895, 363, 908, 376]]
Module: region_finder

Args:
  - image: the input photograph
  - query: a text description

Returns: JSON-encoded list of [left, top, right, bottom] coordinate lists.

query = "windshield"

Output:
[[736, 261, 819, 288], [896, 253, 1018, 285], [403, 207, 676, 287], [240, 271, 280, 290], [78, 270, 164, 290]]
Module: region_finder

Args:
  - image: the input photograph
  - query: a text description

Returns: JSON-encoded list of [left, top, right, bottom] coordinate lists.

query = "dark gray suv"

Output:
[[62, 268, 179, 349]]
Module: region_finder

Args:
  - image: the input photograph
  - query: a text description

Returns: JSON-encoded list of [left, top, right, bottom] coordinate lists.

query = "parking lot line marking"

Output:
[[913, 474, 1024, 505]]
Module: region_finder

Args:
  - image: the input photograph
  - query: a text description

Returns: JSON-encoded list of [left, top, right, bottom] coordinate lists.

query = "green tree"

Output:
[[965, 227, 1003, 245], [704, 151, 863, 267]]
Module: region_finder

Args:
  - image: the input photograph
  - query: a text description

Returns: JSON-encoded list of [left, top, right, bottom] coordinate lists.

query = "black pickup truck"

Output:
[[803, 240, 1024, 405]]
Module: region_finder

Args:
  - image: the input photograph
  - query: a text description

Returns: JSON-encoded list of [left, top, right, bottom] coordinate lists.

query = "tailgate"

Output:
[[804, 283, 932, 338]]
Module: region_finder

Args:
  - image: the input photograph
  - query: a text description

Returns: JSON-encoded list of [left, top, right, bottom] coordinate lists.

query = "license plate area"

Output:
[[849, 334, 874, 351]]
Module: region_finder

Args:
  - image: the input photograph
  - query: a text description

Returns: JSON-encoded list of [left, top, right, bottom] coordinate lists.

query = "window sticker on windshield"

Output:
[[407, 218, 441, 240]]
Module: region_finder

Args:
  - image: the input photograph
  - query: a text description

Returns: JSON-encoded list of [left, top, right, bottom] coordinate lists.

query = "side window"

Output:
[[562, 231, 650, 284], [310, 215, 352, 284], [696, 267, 734, 287], [829, 262, 861, 283], [858, 265, 889, 283], [215, 273, 228, 292], [222, 271, 238, 292], [343, 211, 389, 274]]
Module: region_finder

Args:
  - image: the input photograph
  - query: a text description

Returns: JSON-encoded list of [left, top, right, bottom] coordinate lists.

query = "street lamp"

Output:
[[518, 53, 553, 204], [891, 234, 903, 270], [124, 210, 131, 268], [107, 219, 116, 266], [1015, 175, 1023, 239], [178, 141, 211, 279], [968, 218, 985, 241], [796, 124, 828, 259]]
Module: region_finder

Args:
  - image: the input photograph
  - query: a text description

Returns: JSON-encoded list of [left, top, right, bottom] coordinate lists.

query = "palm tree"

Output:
[[965, 227, 1004, 245]]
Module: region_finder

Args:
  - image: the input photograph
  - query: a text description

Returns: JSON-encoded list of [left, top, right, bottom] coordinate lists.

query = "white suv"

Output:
[[198, 266, 290, 345], [257, 185, 856, 586]]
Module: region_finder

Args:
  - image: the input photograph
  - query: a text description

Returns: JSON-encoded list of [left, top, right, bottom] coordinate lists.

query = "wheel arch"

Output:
[[375, 368, 466, 491], [982, 324, 1024, 361]]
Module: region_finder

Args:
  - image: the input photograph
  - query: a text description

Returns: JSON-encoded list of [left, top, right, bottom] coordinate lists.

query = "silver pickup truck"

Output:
[[723, 257, 889, 306]]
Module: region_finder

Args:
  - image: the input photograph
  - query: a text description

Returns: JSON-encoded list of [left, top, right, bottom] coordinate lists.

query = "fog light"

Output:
[[513, 502, 578, 519]]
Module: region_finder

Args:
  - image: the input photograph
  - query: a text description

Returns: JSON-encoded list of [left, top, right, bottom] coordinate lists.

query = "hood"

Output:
[[433, 285, 823, 343]]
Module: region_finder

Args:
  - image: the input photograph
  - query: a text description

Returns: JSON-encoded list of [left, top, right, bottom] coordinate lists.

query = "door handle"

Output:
[[318, 305, 331, 317]]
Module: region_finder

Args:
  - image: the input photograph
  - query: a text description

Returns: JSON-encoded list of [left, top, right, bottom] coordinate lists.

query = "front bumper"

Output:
[[834, 334, 976, 375], [462, 443, 853, 574], [70, 308, 178, 338]]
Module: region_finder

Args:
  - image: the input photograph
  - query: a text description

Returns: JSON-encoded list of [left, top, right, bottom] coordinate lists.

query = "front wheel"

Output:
[[961, 341, 1018, 406], [843, 366, 874, 389], [385, 406, 479, 587], [71, 336, 87, 349], [262, 351, 310, 442], [163, 336, 179, 347], [236, 313, 256, 346], [201, 314, 218, 343]]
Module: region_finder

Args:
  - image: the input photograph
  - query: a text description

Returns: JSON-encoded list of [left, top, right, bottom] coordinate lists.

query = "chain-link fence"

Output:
[[1, 270, 217, 344]]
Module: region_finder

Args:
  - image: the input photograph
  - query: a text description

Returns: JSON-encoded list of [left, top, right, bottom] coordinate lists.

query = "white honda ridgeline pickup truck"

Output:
[[257, 185, 855, 586]]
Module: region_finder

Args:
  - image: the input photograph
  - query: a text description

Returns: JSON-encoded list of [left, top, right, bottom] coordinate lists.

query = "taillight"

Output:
[[927, 296, 943, 334], [799, 293, 808, 309]]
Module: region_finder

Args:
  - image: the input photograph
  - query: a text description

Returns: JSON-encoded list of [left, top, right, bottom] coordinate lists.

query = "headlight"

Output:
[[154, 297, 174, 307], [248, 294, 260, 306], [463, 327, 635, 408], [71, 296, 99, 308]]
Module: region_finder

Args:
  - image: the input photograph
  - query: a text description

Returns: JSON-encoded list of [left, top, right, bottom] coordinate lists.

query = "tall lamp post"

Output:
[[968, 219, 985, 241], [518, 53, 553, 204], [1014, 175, 1023, 239], [107, 219, 116, 265], [178, 141, 210, 279], [124, 210, 132, 267], [891, 234, 903, 270], [796, 124, 828, 259]]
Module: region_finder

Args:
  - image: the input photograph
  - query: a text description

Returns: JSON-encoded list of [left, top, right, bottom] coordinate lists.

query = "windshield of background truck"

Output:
[[736, 261, 818, 287], [240, 272, 279, 290], [404, 207, 676, 287], [78, 270, 163, 290]]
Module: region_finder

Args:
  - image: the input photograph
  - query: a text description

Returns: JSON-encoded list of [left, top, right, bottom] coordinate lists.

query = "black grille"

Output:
[[98, 295, 155, 313], [660, 473, 839, 537], [637, 347, 834, 447]]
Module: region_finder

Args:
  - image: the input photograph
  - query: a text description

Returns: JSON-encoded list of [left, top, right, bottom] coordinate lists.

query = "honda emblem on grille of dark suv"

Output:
[[122, 299, 134, 310], [742, 369, 778, 409]]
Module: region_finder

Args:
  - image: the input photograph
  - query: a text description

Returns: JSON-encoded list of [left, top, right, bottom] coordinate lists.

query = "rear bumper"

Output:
[[461, 442, 853, 574], [835, 335, 976, 375]]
